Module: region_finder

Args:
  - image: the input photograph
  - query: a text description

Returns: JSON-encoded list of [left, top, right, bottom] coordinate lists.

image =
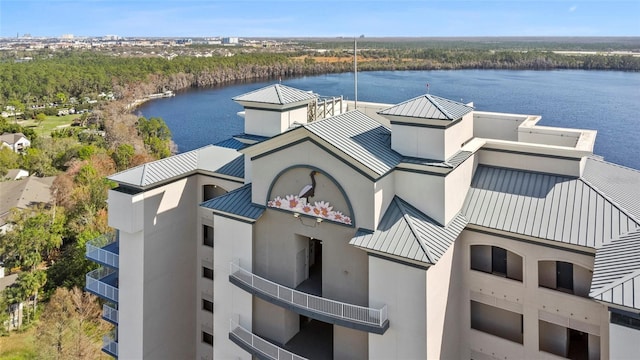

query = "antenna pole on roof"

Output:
[[354, 37, 358, 109]]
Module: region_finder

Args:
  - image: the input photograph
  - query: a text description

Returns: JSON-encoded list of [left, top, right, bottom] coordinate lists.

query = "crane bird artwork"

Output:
[[298, 171, 318, 201]]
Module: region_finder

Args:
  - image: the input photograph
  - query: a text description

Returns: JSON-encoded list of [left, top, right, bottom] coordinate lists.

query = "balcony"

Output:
[[229, 262, 389, 334], [229, 319, 307, 360], [86, 232, 119, 269], [102, 336, 118, 358], [86, 267, 118, 303], [103, 303, 118, 325]]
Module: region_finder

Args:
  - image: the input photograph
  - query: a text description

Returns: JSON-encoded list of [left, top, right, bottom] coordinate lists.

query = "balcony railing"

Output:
[[103, 303, 118, 324], [229, 262, 389, 333], [229, 319, 307, 360], [102, 336, 118, 358], [86, 267, 118, 303], [86, 232, 119, 269]]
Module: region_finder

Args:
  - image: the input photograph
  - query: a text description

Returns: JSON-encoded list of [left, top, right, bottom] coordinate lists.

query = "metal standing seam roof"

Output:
[[232, 84, 318, 105], [461, 165, 639, 249], [377, 94, 474, 121], [590, 229, 640, 309], [214, 137, 246, 150], [303, 111, 403, 176], [200, 184, 264, 221], [108, 145, 243, 187], [401, 150, 473, 169], [350, 196, 468, 264], [214, 155, 245, 178], [582, 157, 640, 222]]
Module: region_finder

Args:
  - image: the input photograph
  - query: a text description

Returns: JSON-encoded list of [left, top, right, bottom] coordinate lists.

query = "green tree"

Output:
[[22, 147, 54, 176], [0, 147, 20, 176], [111, 143, 135, 170]]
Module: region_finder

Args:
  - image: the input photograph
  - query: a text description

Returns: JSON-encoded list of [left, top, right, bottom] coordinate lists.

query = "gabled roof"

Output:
[[590, 230, 640, 309], [462, 165, 639, 248], [232, 84, 317, 105], [0, 176, 56, 226], [350, 196, 467, 265], [200, 184, 264, 222], [214, 137, 245, 150], [0, 132, 28, 145], [378, 94, 473, 121], [109, 145, 243, 188], [303, 111, 403, 176]]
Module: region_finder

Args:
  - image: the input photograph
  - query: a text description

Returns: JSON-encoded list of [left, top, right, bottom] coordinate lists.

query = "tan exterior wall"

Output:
[[251, 140, 376, 230], [427, 239, 462, 360], [391, 123, 445, 160], [368, 256, 427, 359], [335, 325, 368, 360], [108, 189, 144, 233], [444, 113, 474, 159], [213, 215, 253, 360], [478, 149, 582, 177], [118, 229, 145, 359], [244, 107, 308, 137], [394, 170, 445, 225], [141, 177, 198, 359], [373, 172, 395, 231], [473, 111, 527, 141], [459, 229, 609, 360], [444, 154, 477, 225]]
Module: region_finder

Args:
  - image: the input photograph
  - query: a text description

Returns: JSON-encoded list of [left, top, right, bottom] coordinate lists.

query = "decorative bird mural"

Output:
[[298, 171, 318, 201]]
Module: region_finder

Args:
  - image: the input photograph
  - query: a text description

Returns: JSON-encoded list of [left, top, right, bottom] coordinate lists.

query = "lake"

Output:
[[137, 70, 640, 170]]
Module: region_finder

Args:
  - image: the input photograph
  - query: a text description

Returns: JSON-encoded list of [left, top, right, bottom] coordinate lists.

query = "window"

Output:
[[539, 320, 599, 359], [611, 311, 640, 331], [202, 267, 213, 280], [470, 245, 523, 281], [202, 299, 213, 313], [203, 225, 213, 247], [538, 260, 591, 296], [470, 300, 523, 344], [202, 331, 213, 345]]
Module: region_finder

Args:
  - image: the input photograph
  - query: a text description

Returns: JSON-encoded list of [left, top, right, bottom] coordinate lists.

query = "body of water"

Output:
[[138, 70, 640, 169]]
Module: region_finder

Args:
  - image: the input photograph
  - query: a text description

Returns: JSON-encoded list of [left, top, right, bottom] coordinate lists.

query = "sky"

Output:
[[0, 0, 638, 38]]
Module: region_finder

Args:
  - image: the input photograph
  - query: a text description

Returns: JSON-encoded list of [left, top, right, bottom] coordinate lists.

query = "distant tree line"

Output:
[[1, 49, 638, 106]]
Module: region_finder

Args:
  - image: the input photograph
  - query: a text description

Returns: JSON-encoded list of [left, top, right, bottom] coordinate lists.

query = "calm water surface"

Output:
[[138, 70, 640, 169]]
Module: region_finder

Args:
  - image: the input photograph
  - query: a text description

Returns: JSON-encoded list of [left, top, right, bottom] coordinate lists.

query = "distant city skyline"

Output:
[[0, 0, 638, 38]]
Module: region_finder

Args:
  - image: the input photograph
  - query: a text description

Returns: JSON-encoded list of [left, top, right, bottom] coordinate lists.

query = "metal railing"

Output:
[[229, 319, 307, 360], [230, 261, 387, 328], [103, 303, 118, 324], [86, 232, 119, 268], [86, 267, 118, 303], [102, 336, 118, 357]]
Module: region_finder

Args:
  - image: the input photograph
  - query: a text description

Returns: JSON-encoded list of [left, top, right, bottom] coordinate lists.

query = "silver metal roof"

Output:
[[200, 184, 264, 221], [462, 165, 639, 248], [109, 145, 243, 188], [214, 137, 245, 150], [215, 155, 245, 178], [232, 84, 317, 105], [303, 111, 402, 176], [582, 157, 640, 222], [350, 196, 467, 264], [590, 230, 640, 309], [401, 150, 473, 169], [378, 94, 473, 121]]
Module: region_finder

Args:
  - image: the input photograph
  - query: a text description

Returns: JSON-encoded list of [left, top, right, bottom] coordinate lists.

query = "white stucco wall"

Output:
[[118, 229, 145, 359], [443, 154, 476, 225], [609, 322, 640, 359], [478, 148, 582, 177], [368, 256, 427, 359], [108, 189, 144, 233], [213, 215, 253, 360], [444, 113, 474, 159], [391, 124, 445, 160], [244, 108, 284, 137], [394, 170, 445, 225]]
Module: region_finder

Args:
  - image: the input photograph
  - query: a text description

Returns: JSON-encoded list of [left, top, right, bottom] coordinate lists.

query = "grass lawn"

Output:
[[18, 114, 80, 137], [0, 327, 37, 360]]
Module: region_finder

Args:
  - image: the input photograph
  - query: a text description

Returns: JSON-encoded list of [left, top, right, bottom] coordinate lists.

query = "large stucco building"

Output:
[[86, 84, 640, 359]]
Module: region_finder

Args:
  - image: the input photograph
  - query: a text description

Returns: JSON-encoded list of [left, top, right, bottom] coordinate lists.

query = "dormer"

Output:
[[378, 94, 474, 161], [233, 84, 318, 137]]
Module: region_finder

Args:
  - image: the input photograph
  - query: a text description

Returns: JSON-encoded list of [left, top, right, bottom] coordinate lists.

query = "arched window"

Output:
[[538, 260, 592, 297], [470, 245, 523, 281]]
